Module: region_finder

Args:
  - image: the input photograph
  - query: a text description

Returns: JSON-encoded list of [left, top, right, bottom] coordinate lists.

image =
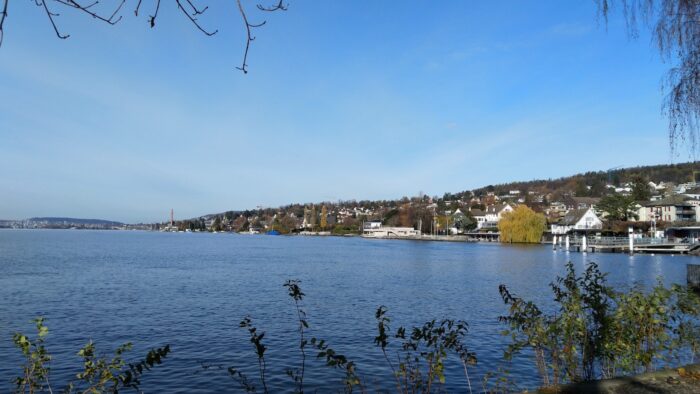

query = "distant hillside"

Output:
[[457, 162, 700, 200], [28, 217, 123, 226], [179, 161, 700, 232]]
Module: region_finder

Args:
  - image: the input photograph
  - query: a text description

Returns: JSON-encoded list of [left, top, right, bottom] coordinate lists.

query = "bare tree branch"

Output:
[[52, 0, 125, 24], [175, 0, 216, 36], [149, 0, 160, 28], [236, 0, 264, 74], [40, 0, 70, 40], [0, 0, 8, 47], [1, 0, 290, 73], [134, 0, 142, 16], [257, 0, 287, 12], [184, 0, 207, 16], [235, 0, 286, 73]]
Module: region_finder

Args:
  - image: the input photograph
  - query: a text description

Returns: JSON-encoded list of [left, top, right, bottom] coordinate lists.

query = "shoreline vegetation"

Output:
[[10, 263, 700, 393]]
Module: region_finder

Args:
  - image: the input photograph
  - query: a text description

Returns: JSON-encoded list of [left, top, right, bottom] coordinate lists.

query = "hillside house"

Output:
[[482, 203, 514, 229], [571, 197, 600, 210], [469, 208, 487, 229], [637, 195, 698, 223], [683, 187, 700, 200], [550, 208, 603, 235]]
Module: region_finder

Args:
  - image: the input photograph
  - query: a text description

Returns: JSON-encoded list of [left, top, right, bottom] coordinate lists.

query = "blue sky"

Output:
[[0, 0, 683, 222]]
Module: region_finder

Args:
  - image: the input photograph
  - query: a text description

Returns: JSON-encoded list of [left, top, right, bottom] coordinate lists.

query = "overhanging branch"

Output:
[[0, 0, 290, 73]]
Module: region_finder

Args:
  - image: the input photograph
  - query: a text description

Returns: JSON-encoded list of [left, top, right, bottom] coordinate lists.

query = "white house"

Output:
[[469, 208, 487, 229], [550, 208, 603, 235], [482, 203, 514, 229]]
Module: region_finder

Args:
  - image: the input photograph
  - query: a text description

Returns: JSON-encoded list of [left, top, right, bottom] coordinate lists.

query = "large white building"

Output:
[[362, 225, 420, 238]]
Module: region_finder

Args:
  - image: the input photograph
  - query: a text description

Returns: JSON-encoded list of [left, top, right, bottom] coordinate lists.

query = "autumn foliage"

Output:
[[498, 205, 546, 243]]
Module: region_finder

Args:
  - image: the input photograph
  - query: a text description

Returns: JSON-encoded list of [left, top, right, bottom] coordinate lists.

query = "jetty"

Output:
[[552, 234, 700, 254]]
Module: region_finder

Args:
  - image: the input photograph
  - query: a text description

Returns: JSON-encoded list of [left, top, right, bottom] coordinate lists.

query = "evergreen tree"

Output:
[[630, 175, 652, 201], [597, 194, 639, 221]]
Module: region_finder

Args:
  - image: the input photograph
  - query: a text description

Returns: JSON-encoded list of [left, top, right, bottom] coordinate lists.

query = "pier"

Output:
[[552, 234, 700, 254]]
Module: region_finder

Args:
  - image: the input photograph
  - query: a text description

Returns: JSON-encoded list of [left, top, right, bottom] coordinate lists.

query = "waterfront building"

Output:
[[364, 220, 382, 229], [637, 195, 698, 223], [482, 203, 514, 229], [550, 207, 603, 235], [362, 222, 420, 238]]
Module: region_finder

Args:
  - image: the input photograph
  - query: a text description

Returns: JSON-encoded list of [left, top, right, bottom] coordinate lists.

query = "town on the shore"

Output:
[[5, 163, 700, 247], [150, 163, 700, 244]]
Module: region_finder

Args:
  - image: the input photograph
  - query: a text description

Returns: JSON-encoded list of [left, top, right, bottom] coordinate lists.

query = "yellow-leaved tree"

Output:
[[320, 205, 328, 230], [498, 205, 546, 243]]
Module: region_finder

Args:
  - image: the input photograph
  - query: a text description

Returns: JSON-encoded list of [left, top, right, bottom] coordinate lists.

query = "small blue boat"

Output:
[[266, 230, 281, 235]]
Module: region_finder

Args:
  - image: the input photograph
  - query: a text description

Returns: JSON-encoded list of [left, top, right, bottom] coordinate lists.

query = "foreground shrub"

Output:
[[12, 318, 170, 394], [216, 280, 478, 394], [498, 261, 700, 388]]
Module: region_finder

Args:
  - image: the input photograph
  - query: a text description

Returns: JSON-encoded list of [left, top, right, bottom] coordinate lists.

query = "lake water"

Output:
[[0, 230, 696, 392]]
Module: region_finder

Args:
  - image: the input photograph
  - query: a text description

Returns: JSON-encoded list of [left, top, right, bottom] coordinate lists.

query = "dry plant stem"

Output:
[[462, 361, 473, 394], [294, 297, 306, 392], [259, 357, 268, 393], [381, 349, 403, 394]]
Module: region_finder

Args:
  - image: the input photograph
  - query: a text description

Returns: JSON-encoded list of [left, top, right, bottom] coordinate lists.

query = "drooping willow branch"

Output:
[[596, 0, 700, 155], [0, 0, 287, 73], [0, 0, 9, 47]]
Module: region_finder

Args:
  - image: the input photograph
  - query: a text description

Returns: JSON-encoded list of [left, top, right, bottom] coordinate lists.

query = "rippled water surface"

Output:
[[0, 230, 696, 392]]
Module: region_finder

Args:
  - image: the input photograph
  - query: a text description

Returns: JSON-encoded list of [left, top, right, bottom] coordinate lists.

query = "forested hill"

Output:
[[456, 161, 700, 199], [187, 162, 700, 231]]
